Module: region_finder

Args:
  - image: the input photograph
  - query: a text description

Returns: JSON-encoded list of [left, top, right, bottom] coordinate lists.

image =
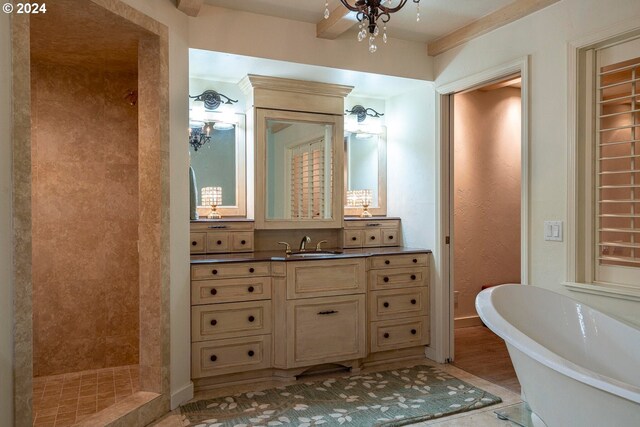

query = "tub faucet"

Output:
[[299, 236, 311, 252]]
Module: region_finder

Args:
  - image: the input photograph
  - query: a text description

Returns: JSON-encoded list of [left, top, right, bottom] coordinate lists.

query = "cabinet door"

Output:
[[343, 230, 363, 248], [190, 233, 206, 253], [287, 295, 366, 367], [206, 232, 231, 253], [231, 232, 254, 252], [363, 229, 382, 247]]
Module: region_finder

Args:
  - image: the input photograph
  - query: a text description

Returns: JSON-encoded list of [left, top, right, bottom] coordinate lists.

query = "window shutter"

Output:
[[290, 138, 327, 219], [595, 38, 640, 285]]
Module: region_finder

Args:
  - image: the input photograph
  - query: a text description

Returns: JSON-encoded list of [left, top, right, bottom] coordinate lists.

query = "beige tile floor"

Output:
[[32, 365, 139, 427], [150, 359, 522, 427]]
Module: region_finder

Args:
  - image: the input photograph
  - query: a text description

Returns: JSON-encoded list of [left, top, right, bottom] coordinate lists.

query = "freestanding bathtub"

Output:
[[476, 284, 640, 427]]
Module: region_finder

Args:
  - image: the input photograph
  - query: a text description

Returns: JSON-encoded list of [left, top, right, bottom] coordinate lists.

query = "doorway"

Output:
[[446, 74, 523, 394]]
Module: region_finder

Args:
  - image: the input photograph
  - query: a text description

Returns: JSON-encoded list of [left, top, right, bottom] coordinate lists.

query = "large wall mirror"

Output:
[[344, 127, 387, 216], [189, 111, 246, 218], [256, 109, 344, 229]]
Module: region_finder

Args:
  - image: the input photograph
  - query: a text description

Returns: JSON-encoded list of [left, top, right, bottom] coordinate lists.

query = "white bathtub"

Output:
[[475, 284, 640, 427]]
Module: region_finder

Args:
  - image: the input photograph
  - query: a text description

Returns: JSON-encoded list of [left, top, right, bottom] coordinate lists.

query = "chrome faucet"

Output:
[[299, 236, 311, 252]]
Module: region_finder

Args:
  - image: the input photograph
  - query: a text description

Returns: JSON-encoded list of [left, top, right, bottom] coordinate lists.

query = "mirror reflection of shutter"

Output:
[[290, 138, 325, 219], [595, 38, 640, 286]]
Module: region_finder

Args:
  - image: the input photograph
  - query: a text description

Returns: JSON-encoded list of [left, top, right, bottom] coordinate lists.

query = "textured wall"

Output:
[[453, 87, 521, 320], [31, 61, 139, 376]]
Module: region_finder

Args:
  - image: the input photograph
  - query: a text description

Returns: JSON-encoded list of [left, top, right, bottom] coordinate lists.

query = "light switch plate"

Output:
[[544, 221, 563, 242]]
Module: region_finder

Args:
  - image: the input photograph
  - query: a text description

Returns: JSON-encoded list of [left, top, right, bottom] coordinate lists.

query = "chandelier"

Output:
[[324, 0, 421, 53]]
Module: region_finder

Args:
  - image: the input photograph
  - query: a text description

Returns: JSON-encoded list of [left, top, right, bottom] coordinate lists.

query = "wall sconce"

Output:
[[189, 89, 238, 111], [201, 186, 222, 219], [189, 122, 211, 152], [345, 105, 384, 135], [347, 189, 373, 218]]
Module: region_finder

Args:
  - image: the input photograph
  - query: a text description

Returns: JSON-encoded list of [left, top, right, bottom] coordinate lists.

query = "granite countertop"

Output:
[[190, 246, 432, 264]]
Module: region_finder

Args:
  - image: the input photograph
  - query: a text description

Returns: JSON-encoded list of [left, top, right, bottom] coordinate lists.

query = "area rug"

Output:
[[180, 365, 502, 427]]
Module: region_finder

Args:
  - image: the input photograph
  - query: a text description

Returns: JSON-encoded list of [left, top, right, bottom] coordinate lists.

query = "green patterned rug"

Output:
[[181, 365, 502, 427]]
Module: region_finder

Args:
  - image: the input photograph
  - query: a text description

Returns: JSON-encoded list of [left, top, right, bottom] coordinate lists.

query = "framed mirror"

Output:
[[255, 109, 344, 229], [344, 127, 387, 216], [189, 111, 246, 218]]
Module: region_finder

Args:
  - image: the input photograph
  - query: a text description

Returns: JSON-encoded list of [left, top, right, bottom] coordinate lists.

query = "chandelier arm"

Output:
[[338, 0, 363, 13], [379, 0, 410, 14]]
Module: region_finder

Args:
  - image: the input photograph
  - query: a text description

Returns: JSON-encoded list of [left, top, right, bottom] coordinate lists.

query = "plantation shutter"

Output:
[[595, 37, 640, 286], [290, 138, 326, 219]]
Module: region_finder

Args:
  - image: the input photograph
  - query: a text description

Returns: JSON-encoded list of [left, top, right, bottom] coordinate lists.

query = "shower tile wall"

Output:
[[31, 61, 139, 377]]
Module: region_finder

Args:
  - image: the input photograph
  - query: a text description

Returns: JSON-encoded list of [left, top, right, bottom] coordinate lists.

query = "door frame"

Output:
[[434, 56, 530, 363]]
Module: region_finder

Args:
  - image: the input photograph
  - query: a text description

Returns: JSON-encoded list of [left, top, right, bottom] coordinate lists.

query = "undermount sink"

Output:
[[288, 250, 343, 258]]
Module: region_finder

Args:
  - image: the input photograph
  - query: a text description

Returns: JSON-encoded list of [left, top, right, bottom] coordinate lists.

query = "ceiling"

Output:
[[202, 0, 519, 42], [30, 0, 148, 71]]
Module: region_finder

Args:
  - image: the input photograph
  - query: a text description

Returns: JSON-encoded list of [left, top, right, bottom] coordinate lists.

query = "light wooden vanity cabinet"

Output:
[[190, 220, 255, 254], [273, 258, 367, 370], [366, 253, 430, 354], [190, 261, 272, 379], [343, 218, 401, 248]]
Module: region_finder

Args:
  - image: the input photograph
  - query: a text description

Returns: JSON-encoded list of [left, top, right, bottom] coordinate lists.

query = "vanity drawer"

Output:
[[192, 334, 271, 378], [370, 316, 430, 353], [343, 230, 363, 248], [369, 253, 429, 269], [287, 294, 366, 367], [206, 232, 231, 253], [369, 287, 429, 321], [363, 229, 382, 247], [190, 233, 206, 254], [191, 277, 271, 305], [192, 262, 271, 280], [381, 229, 399, 246], [192, 300, 272, 341], [368, 267, 428, 290], [286, 258, 366, 299], [231, 232, 254, 252]]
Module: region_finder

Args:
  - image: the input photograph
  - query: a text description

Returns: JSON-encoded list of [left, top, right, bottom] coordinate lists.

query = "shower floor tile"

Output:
[[33, 365, 139, 427]]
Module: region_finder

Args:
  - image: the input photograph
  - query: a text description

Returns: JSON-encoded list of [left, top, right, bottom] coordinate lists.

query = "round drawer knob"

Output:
[[383, 333, 390, 339], [216, 240, 222, 245], [383, 302, 389, 308], [248, 286, 255, 293], [210, 355, 217, 362], [370, 236, 376, 240], [241, 240, 246, 245], [210, 319, 217, 326], [413, 258, 418, 263], [411, 329, 417, 335], [191, 241, 197, 246], [411, 299, 417, 305], [248, 315, 255, 322], [249, 267, 255, 273], [388, 235, 394, 240], [384, 260, 390, 265], [210, 288, 217, 296], [411, 275, 417, 280], [383, 277, 389, 283], [248, 350, 255, 357], [351, 237, 357, 241], [212, 269, 218, 275]]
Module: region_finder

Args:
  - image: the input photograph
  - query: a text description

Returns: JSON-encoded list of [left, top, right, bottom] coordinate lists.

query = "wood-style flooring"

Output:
[[453, 326, 521, 395]]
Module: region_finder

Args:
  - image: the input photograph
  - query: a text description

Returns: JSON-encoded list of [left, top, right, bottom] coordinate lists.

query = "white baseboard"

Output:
[[454, 315, 483, 329], [171, 381, 194, 410]]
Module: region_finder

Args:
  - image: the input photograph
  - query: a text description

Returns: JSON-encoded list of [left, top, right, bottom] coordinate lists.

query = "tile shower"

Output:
[[30, 13, 140, 427]]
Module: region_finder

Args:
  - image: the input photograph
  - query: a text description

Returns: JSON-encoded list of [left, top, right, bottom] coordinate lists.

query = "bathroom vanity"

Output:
[[188, 75, 431, 390]]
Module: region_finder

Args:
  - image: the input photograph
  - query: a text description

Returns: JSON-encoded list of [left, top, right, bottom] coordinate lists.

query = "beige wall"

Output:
[[1, 10, 13, 427], [31, 61, 140, 376], [435, 0, 640, 326], [453, 87, 521, 321]]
